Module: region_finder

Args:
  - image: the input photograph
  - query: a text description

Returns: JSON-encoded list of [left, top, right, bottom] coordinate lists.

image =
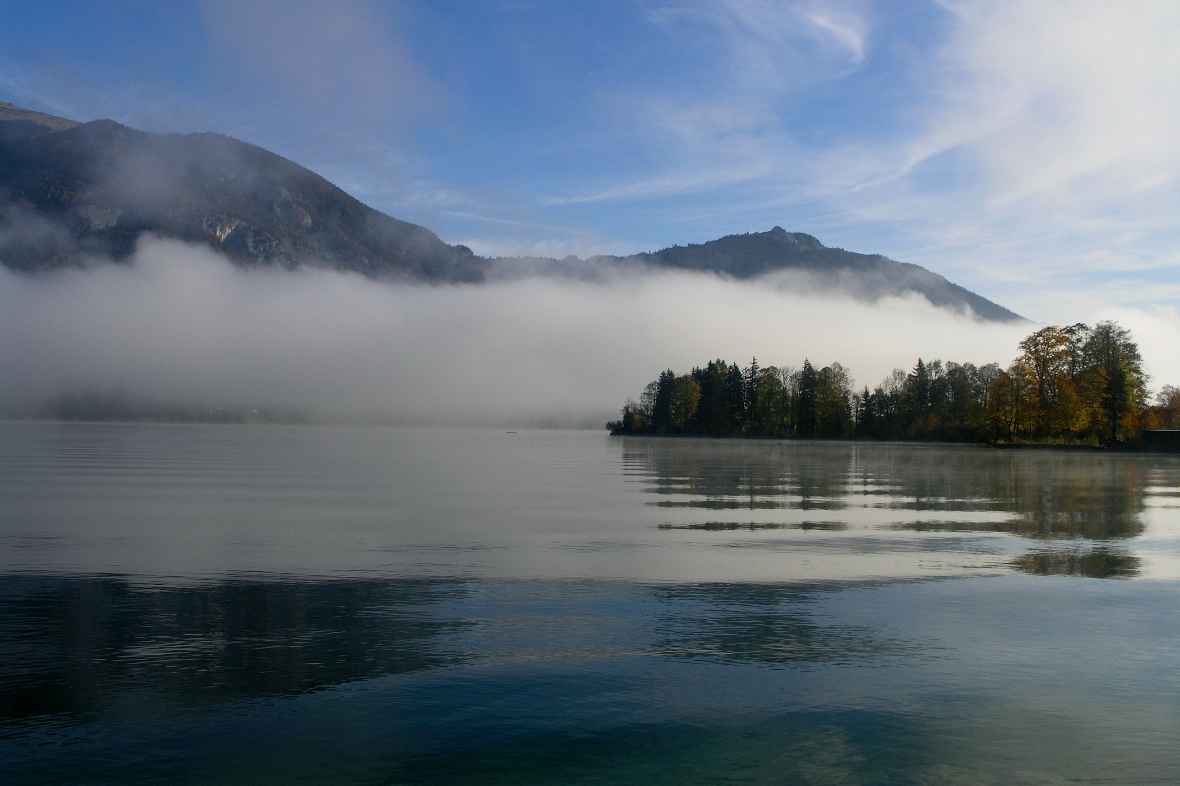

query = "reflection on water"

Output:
[[627, 439, 1153, 534], [3, 424, 1180, 784], [1013, 547, 1142, 578], [651, 582, 919, 666], [625, 438, 1180, 580], [897, 514, 1144, 539], [0, 575, 470, 729], [658, 521, 847, 531]]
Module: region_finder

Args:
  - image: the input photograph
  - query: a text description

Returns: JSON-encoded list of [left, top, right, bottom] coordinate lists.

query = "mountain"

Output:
[[0, 101, 1023, 321], [0, 101, 482, 281], [0, 101, 79, 141], [633, 228, 1025, 322]]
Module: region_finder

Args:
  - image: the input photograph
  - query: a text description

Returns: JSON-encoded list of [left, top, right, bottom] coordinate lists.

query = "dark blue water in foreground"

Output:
[[2, 424, 1179, 784]]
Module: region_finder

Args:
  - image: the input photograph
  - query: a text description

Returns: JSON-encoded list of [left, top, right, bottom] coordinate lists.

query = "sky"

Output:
[[3, 0, 1180, 326]]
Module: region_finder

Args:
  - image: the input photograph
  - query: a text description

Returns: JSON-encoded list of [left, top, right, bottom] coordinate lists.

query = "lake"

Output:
[[2, 422, 1179, 784]]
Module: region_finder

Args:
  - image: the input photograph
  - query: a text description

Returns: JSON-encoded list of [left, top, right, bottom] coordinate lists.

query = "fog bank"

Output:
[[0, 237, 1049, 425]]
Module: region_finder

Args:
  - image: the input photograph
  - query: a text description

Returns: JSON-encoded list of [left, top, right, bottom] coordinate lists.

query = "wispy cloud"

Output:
[[543, 0, 871, 207], [800, 9, 867, 64], [686, 1, 1180, 313], [543, 163, 775, 206]]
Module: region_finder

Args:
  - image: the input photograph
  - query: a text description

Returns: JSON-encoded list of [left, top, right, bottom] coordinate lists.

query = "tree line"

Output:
[[608, 320, 1176, 446]]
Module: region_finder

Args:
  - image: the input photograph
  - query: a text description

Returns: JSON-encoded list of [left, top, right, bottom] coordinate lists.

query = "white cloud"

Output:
[[711, 0, 870, 75], [938, 2, 1180, 206], [543, 162, 775, 206], [800, 8, 868, 64], [811, 2, 1180, 294]]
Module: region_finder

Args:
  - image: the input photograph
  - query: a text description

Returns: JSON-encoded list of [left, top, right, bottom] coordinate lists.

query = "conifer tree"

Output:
[[797, 360, 818, 438]]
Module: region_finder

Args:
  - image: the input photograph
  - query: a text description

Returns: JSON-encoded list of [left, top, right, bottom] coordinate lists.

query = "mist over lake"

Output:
[[0, 238, 1040, 425]]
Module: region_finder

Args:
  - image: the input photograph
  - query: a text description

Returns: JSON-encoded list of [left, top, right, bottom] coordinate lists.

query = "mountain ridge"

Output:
[[631, 227, 1023, 322], [0, 102, 1024, 321]]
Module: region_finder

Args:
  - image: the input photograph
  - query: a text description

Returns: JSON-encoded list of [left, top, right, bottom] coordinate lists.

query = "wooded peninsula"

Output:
[[608, 321, 1180, 447]]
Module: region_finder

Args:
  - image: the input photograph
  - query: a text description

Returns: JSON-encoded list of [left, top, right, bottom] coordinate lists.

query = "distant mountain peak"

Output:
[[765, 226, 823, 250], [626, 227, 1024, 321], [0, 101, 79, 143]]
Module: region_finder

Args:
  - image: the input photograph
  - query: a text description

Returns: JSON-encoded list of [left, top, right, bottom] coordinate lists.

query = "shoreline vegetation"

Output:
[[608, 320, 1180, 449]]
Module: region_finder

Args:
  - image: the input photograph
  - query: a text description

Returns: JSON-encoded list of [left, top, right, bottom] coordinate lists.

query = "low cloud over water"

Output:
[[6, 236, 1164, 425]]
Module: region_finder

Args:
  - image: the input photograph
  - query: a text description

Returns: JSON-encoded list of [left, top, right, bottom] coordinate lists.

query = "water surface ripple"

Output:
[[2, 424, 1179, 784]]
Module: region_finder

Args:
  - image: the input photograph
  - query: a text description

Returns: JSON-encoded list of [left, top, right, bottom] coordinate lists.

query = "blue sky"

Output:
[[4, 0, 1180, 324]]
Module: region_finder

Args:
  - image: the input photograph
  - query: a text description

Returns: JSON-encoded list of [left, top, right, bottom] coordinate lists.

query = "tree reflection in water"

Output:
[[0, 575, 471, 727], [1013, 548, 1141, 578], [624, 438, 1167, 579]]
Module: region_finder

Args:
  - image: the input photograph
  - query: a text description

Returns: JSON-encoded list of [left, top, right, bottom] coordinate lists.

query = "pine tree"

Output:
[[797, 360, 818, 437], [725, 363, 747, 435], [651, 370, 676, 433]]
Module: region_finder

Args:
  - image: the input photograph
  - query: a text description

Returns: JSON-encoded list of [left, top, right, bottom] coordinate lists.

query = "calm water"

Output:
[[2, 423, 1179, 784]]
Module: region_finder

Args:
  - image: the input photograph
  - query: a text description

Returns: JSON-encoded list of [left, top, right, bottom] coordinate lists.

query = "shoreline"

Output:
[[608, 431, 1176, 454]]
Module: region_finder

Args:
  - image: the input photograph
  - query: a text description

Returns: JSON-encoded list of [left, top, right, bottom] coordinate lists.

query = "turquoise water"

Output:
[[2, 423, 1179, 784]]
